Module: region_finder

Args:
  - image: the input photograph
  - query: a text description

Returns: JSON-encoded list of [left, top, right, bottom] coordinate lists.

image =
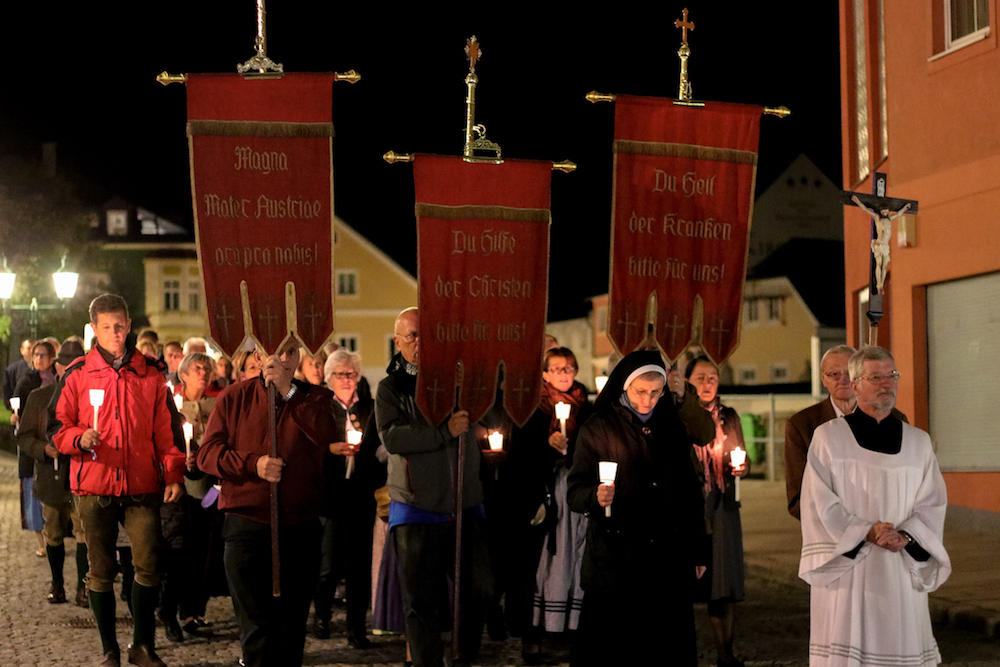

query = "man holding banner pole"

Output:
[[376, 307, 492, 667], [197, 341, 336, 667]]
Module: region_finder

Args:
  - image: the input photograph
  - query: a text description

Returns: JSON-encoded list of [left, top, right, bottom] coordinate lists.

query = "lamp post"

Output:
[[0, 255, 79, 339]]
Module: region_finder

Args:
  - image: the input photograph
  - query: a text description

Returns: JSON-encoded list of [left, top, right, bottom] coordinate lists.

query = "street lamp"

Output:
[[0, 254, 80, 339]]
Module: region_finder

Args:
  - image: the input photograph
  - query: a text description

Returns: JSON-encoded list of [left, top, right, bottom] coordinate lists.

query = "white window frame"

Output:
[[163, 280, 180, 312], [766, 297, 783, 324], [336, 270, 358, 297], [770, 363, 790, 383], [737, 366, 757, 385], [338, 334, 360, 354], [934, 0, 991, 58], [187, 280, 201, 313], [107, 209, 128, 236]]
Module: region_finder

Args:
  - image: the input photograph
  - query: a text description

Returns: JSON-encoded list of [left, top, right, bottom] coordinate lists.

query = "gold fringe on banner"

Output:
[[415, 203, 550, 223], [613, 140, 757, 166], [187, 120, 334, 138]]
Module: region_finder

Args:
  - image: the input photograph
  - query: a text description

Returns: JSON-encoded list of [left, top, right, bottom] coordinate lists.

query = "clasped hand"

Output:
[[866, 521, 909, 552]]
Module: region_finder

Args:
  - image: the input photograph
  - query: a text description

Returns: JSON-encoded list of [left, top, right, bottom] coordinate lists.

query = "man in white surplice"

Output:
[[799, 346, 950, 667]]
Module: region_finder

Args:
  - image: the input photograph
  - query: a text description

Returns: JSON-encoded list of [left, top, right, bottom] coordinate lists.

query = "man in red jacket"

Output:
[[54, 294, 184, 667]]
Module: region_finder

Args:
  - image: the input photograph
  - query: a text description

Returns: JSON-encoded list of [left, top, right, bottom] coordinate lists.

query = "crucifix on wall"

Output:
[[842, 172, 919, 345]]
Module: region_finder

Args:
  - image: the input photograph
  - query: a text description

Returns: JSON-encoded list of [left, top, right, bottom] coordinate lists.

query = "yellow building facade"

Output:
[[143, 217, 416, 384]]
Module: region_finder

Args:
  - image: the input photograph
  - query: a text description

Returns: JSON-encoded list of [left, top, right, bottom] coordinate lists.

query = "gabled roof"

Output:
[[93, 197, 193, 244], [749, 238, 846, 327], [335, 216, 416, 287]]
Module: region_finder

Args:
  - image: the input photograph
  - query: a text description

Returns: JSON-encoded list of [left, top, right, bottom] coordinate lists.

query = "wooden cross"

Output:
[[841, 172, 919, 344], [662, 314, 687, 350], [710, 317, 731, 355], [675, 8, 695, 46], [425, 377, 445, 412], [214, 303, 236, 342]]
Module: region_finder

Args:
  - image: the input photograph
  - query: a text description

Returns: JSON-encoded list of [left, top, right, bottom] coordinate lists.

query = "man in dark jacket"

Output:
[[198, 341, 336, 667], [53, 294, 185, 667], [375, 307, 492, 667], [567, 350, 714, 667], [3, 337, 34, 410]]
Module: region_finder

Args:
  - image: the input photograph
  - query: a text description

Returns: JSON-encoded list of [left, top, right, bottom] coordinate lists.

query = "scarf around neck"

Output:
[[538, 381, 587, 439], [694, 397, 726, 494]]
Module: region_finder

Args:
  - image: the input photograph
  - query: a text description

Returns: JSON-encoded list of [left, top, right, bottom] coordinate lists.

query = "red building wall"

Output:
[[840, 0, 1000, 513]]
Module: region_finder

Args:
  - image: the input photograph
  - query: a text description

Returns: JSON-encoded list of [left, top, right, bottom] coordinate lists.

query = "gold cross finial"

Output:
[[675, 8, 695, 46], [465, 36, 482, 73]]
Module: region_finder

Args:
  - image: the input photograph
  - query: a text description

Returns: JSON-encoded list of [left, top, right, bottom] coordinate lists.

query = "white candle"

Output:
[[730, 447, 747, 502], [598, 460, 618, 518], [89, 389, 104, 431], [555, 401, 570, 437], [595, 375, 608, 393], [182, 422, 193, 458], [9, 396, 20, 415], [488, 430, 504, 451], [173, 393, 184, 412], [345, 429, 362, 478]]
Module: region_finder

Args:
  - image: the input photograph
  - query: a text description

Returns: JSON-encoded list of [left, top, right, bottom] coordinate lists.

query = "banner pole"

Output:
[[269, 381, 281, 597], [452, 430, 465, 660], [452, 364, 465, 661]]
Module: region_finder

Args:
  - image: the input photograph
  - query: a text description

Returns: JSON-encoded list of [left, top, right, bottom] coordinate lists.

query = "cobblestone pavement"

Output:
[[2, 452, 997, 666]]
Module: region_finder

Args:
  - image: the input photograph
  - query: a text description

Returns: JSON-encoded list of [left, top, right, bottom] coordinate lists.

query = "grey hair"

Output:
[[848, 346, 894, 381], [324, 347, 361, 380], [178, 352, 214, 380], [183, 337, 209, 355], [821, 344, 857, 366]]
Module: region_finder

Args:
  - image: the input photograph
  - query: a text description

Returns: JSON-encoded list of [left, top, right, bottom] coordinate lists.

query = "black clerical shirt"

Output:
[[844, 409, 902, 454]]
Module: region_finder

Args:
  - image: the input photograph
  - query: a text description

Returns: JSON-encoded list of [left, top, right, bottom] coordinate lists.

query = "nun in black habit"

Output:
[[566, 350, 715, 667]]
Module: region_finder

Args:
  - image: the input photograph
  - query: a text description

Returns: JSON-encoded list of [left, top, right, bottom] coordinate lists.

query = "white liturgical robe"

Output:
[[799, 418, 950, 667]]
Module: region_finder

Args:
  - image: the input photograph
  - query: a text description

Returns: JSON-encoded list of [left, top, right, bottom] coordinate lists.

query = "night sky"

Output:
[[2, 2, 842, 321]]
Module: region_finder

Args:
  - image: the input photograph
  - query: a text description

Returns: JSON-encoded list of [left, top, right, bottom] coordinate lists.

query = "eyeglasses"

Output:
[[823, 370, 850, 382], [331, 371, 357, 380], [628, 387, 664, 401], [860, 371, 901, 384], [546, 366, 577, 375], [397, 332, 418, 343]]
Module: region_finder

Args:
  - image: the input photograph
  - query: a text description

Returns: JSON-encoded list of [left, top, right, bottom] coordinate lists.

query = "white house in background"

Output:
[[97, 199, 417, 384], [747, 154, 843, 270]]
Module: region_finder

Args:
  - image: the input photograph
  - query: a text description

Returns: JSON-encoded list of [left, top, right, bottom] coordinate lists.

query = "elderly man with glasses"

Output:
[[784, 345, 909, 520], [799, 345, 949, 667]]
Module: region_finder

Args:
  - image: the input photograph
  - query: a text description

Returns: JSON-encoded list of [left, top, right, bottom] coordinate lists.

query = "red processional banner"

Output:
[[414, 155, 551, 427], [610, 95, 761, 363], [186, 73, 336, 357]]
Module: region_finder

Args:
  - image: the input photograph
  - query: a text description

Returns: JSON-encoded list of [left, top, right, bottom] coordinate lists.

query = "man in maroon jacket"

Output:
[[54, 294, 185, 667], [198, 341, 336, 667]]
